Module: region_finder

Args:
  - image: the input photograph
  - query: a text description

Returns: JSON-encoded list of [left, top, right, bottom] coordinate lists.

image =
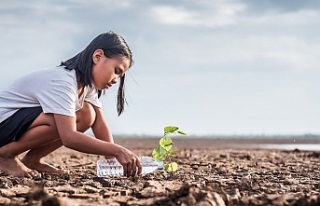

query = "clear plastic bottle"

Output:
[[96, 156, 163, 177]]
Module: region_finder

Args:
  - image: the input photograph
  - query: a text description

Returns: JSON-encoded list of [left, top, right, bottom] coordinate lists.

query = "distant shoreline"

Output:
[[114, 136, 320, 150], [114, 134, 320, 139]]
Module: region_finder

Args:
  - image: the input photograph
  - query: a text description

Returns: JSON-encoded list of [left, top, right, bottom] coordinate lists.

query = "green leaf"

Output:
[[177, 130, 187, 135], [164, 164, 170, 171], [159, 136, 173, 151], [165, 162, 178, 172], [152, 146, 167, 161], [159, 136, 173, 146], [167, 150, 177, 156], [164, 126, 179, 134], [152, 148, 160, 160]]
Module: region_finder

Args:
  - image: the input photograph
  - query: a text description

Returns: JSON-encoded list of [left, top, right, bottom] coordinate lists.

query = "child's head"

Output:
[[61, 31, 133, 115]]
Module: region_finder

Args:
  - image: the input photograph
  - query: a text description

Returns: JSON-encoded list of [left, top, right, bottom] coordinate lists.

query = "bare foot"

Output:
[[21, 156, 65, 175], [0, 156, 38, 178]]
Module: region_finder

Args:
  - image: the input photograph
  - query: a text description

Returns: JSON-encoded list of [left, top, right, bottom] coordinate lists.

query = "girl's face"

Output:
[[91, 49, 130, 90]]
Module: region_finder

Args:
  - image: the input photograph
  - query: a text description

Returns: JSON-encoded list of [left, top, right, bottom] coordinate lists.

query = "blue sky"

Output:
[[0, 0, 319, 136]]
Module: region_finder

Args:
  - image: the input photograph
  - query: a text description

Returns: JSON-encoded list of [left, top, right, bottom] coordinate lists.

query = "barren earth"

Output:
[[0, 137, 320, 206]]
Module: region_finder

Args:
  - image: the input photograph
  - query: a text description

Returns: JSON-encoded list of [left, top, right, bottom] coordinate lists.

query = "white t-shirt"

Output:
[[0, 66, 102, 123]]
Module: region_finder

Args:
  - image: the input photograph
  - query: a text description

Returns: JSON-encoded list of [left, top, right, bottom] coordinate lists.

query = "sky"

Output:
[[0, 0, 319, 136]]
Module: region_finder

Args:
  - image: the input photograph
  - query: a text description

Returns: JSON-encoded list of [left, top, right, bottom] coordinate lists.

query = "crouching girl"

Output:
[[0, 31, 142, 178]]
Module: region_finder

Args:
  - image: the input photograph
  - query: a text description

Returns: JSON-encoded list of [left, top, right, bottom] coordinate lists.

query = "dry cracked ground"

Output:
[[0, 147, 320, 206]]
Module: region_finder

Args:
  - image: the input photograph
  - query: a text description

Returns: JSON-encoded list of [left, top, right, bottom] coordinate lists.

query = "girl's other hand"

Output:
[[116, 147, 142, 177]]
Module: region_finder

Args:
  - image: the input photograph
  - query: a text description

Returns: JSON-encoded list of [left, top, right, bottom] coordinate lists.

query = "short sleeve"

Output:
[[37, 78, 77, 117], [84, 86, 102, 108]]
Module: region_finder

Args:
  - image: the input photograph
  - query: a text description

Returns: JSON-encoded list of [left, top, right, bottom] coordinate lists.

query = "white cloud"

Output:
[[149, 6, 201, 26], [148, 2, 320, 29], [248, 9, 319, 25], [0, 1, 69, 14], [149, 1, 246, 27], [69, 0, 133, 11]]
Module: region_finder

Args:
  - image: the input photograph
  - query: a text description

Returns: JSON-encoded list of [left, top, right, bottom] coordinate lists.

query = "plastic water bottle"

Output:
[[96, 156, 163, 177]]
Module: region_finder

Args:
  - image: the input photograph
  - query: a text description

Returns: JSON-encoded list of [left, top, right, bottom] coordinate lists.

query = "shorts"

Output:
[[0, 107, 42, 147]]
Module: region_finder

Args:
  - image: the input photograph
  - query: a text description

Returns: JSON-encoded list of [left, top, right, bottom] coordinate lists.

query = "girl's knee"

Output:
[[76, 102, 96, 132]]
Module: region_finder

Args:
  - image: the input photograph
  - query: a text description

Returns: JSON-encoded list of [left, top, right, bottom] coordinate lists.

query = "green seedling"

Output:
[[152, 126, 187, 172]]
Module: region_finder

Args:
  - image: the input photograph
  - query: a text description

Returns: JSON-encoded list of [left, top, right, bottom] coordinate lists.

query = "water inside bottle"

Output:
[[96, 156, 162, 177]]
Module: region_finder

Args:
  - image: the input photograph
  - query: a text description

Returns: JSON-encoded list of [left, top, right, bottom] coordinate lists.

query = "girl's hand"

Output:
[[115, 147, 142, 177]]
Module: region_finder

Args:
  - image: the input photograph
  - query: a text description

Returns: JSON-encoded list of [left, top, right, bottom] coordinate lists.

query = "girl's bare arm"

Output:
[[53, 113, 142, 176], [91, 105, 114, 143]]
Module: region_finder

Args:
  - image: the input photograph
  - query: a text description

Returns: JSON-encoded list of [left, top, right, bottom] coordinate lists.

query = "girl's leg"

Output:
[[0, 112, 59, 177], [21, 102, 96, 174], [0, 102, 96, 177], [21, 140, 64, 174]]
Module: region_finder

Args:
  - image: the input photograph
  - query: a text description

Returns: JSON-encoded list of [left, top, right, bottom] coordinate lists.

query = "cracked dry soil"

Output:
[[0, 146, 320, 206]]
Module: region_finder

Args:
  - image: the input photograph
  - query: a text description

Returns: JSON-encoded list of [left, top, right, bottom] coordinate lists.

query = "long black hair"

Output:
[[61, 31, 133, 116]]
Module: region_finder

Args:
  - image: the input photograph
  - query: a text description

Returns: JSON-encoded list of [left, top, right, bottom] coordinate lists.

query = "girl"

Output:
[[0, 31, 142, 178]]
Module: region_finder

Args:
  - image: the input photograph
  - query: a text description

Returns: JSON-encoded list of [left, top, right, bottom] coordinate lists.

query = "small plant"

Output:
[[152, 126, 186, 172]]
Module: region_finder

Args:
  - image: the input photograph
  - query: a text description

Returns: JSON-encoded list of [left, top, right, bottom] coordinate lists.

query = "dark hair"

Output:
[[60, 31, 133, 116]]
